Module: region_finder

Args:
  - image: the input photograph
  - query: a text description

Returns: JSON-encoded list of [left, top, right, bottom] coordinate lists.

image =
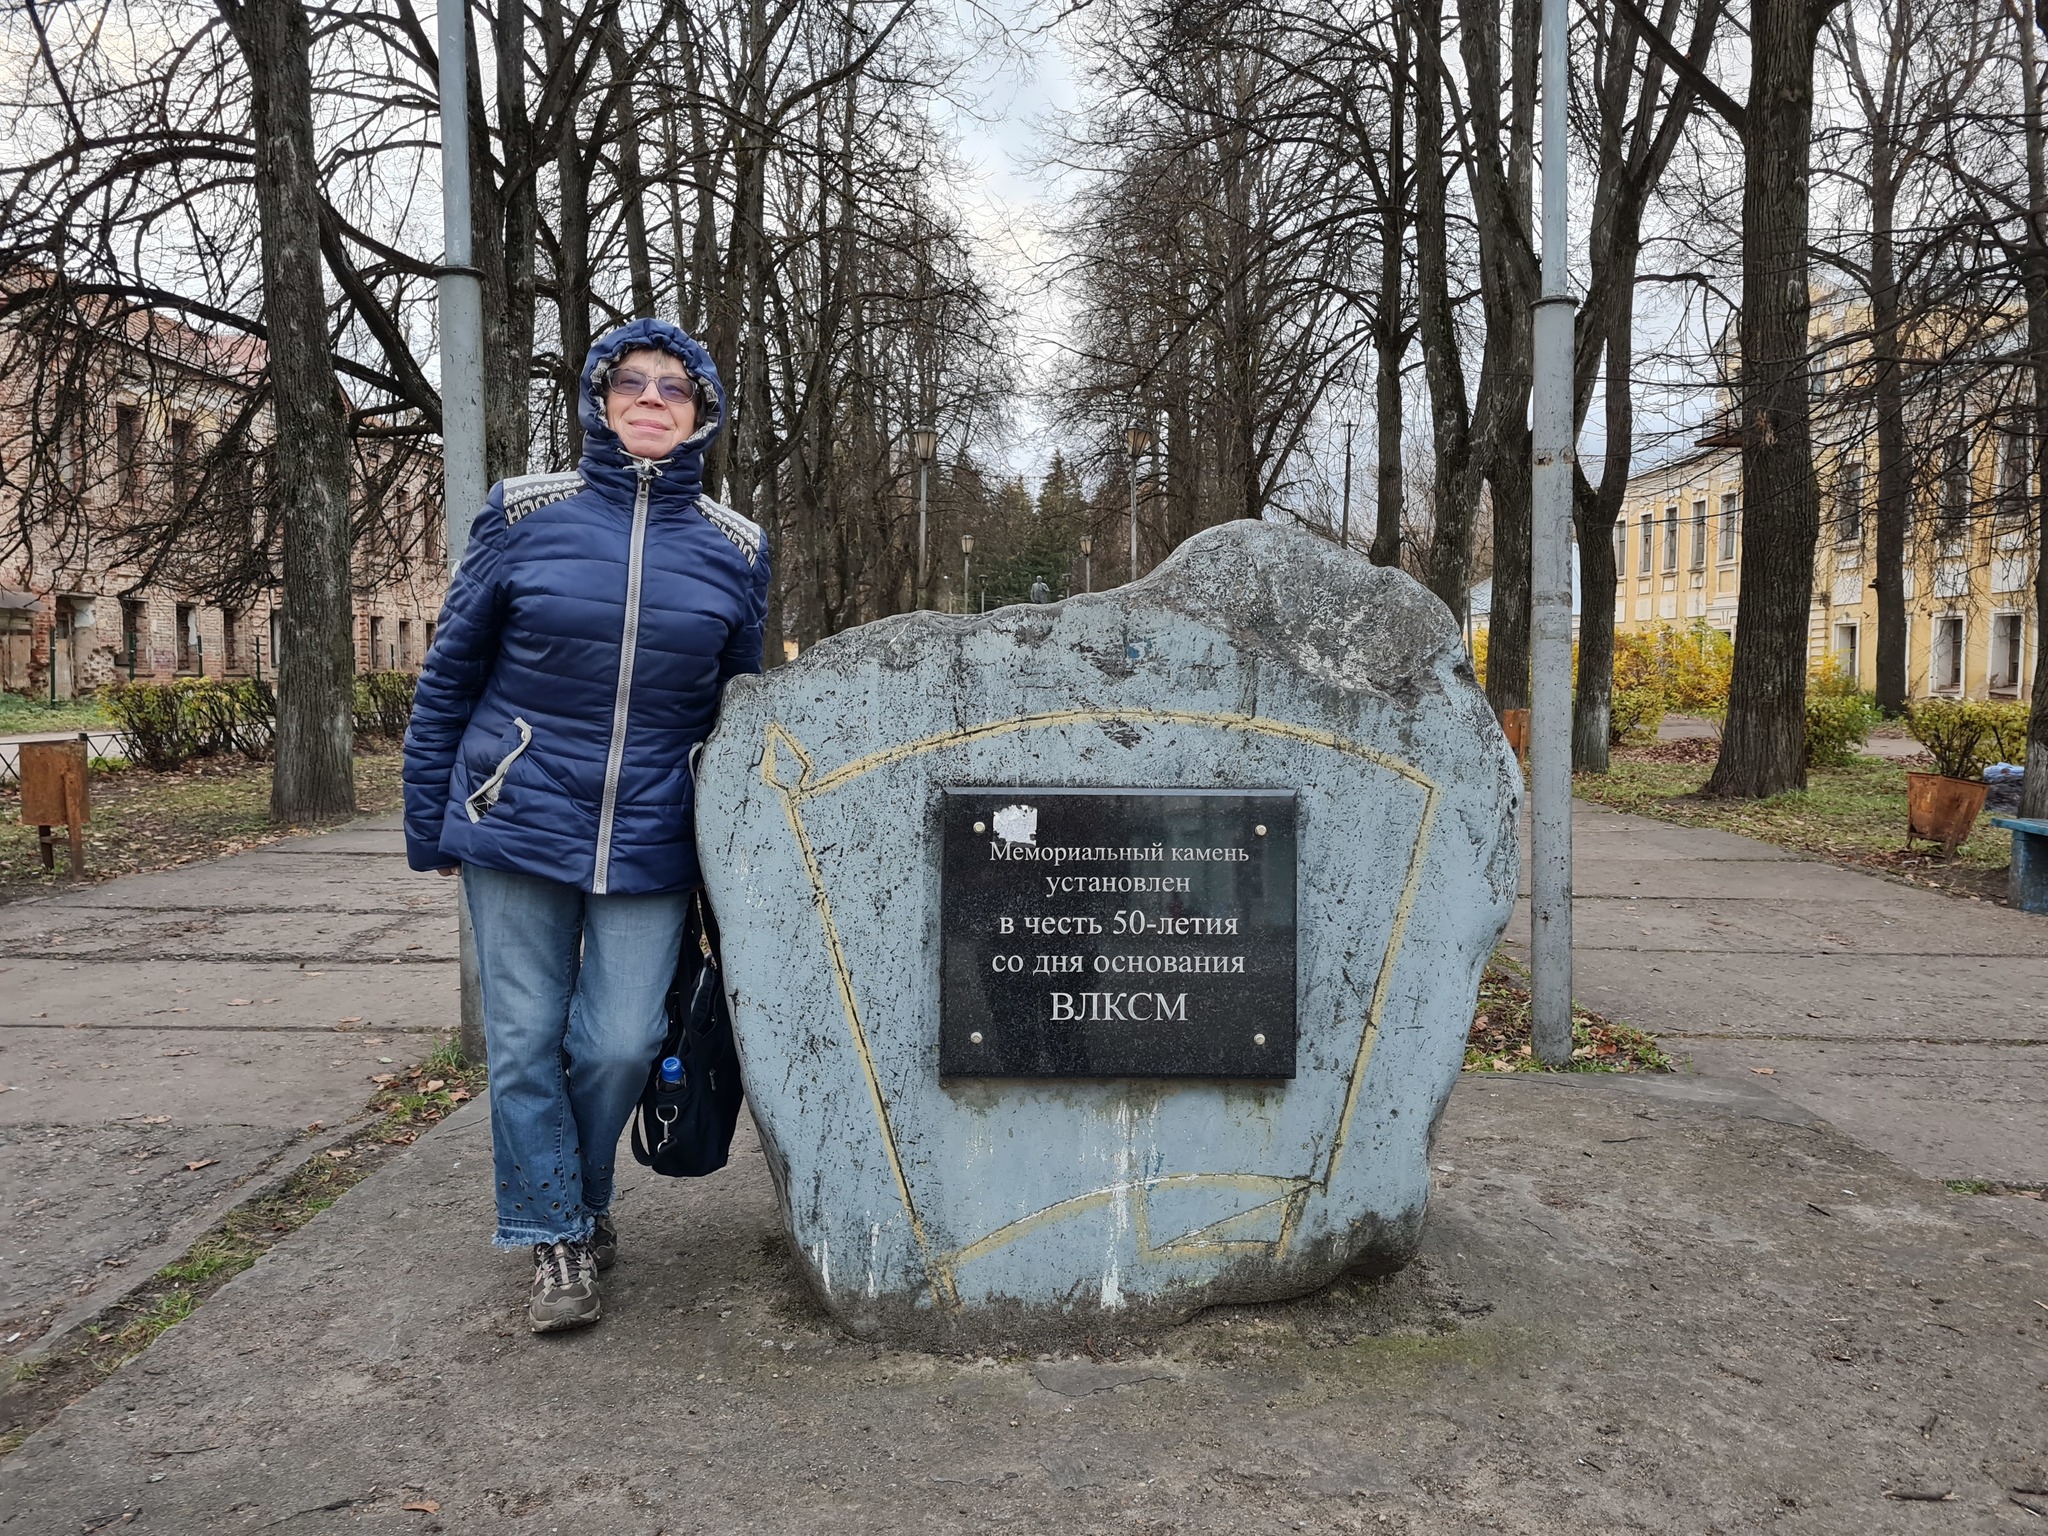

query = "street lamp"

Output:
[[912, 426, 937, 609], [1078, 533, 1093, 595], [960, 533, 974, 615], [1125, 423, 1152, 582]]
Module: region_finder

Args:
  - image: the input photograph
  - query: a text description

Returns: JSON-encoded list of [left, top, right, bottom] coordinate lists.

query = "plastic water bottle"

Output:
[[660, 1056, 683, 1088]]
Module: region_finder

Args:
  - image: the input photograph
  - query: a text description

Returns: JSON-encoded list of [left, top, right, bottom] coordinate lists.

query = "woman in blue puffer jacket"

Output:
[[403, 318, 768, 1333]]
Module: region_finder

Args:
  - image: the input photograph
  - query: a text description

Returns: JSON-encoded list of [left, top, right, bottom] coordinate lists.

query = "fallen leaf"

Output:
[[225, 999, 252, 1007], [183, 1159, 217, 1172], [424, 1079, 446, 1093], [305, 1121, 323, 1133], [338, 1016, 363, 1025], [326, 1148, 351, 1160], [402, 1501, 440, 1514], [1750, 1067, 1776, 1076]]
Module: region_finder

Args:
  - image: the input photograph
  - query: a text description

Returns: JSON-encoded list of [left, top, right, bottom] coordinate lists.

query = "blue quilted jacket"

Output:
[[402, 319, 770, 895]]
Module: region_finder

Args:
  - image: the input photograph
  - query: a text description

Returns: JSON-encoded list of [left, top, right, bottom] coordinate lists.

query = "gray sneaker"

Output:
[[590, 1213, 617, 1272], [528, 1240, 600, 1333]]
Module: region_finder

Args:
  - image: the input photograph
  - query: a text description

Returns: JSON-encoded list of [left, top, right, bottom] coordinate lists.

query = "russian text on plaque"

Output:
[[939, 787, 1298, 1078]]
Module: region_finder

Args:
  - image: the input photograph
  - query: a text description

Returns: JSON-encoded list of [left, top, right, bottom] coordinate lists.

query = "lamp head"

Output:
[[1126, 423, 1153, 458], [1078, 535, 1093, 556], [961, 533, 975, 555], [911, 426, 938, 462]]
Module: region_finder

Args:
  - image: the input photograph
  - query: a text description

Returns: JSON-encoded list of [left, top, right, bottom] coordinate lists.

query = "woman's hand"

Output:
[[436, 867, 458, 878]]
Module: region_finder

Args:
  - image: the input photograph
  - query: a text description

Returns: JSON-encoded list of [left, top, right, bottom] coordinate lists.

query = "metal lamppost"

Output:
[[960, 533, 974, 615], [912, 425, 937, 609], [1125, 424, 1152, 582], [439, 0, 488, 1070], [1079, 534, 1093, 594], [1528, 0, 1578, 1066]]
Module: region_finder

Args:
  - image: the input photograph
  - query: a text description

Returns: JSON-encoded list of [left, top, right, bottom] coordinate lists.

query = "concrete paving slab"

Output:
[[1541, 895, 2048, 959], [0, 812, 457, 1363], [1672, 1036, 2048, 1188], [4, 1074, 2043, 1532], [0, 958, 454, 1035]]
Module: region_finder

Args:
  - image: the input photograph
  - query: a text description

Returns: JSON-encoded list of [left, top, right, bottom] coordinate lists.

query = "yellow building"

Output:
[[1614, 301, 2039, 704]]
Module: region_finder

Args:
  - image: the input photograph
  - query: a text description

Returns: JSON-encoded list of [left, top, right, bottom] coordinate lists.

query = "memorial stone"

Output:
[[695, 519, 1519, 1343]]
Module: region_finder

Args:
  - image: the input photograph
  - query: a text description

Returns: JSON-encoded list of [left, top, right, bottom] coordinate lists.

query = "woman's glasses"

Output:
[[606, 367, 695, 407]]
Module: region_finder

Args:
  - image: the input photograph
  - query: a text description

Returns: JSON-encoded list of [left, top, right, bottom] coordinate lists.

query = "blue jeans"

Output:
[[463, 864, 688, 1248]]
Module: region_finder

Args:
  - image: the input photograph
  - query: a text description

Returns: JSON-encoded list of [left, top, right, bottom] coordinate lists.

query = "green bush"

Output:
[[1610, 684, 1666, 746], [1909, 699, 1991, 780], [1979, 701, 2032, 765], [1805, 692, 1882, 768], [353, 671, 417, 741], [102, 678, 276, 770], [104, 680, 196, 770]]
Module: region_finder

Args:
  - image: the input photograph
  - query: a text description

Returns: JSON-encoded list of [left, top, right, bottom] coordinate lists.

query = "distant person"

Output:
[[403, 318, 769, 1334], [1029, 577, 1050, 605]]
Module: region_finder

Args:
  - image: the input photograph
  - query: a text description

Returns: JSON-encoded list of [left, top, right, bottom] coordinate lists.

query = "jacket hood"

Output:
[[576, 318, 726, 508]]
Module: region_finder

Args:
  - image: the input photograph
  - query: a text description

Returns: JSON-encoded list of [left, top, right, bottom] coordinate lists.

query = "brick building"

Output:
[[0, 303, 446, 700]]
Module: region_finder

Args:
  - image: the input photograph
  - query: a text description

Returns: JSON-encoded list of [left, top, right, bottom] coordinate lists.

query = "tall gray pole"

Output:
[[440, 0, 489, 1069], [916, 461, 929, 609], [1340, 422, 1355, 548], [1127, 474, 1139, 582], [1528, 0, 1576, 1066]]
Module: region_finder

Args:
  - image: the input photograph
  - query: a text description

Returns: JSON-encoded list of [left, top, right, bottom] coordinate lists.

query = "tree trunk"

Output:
[[1868, 153, 1910, 716], [1370, 4, 1408, 569], [603, 28, 657, 318], [219, 0, 356, 822], [484, 0, 537, 485], [1461, 0, 1541, 716], [1704, 0, 1829, 798], [548, 0, 592, 460], [1413, 0, 1481, 618], [2018, 0, 2048, 820]]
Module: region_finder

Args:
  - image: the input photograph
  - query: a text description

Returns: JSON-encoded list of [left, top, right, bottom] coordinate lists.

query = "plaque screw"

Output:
[[1254, 824, 1267, 836], [974, 821, 986, 833], [970, 1031, 984, 1044], [1254, 1033, 1267, 1046]]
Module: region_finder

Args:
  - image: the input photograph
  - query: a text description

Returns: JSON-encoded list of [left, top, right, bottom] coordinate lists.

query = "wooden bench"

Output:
[[1990, 815, 2048, 915]]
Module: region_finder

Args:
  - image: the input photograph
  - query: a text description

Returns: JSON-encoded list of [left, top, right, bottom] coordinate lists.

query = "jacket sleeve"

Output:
[[402, 492, 511, 870], [717, 534, 772, 684]]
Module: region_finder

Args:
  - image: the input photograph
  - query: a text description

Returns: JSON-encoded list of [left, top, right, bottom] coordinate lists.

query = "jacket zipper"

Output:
[[593, 460, 654, 892], [464, 717, 533, 822]]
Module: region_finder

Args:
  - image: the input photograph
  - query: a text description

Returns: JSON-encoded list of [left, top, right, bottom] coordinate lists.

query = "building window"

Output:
[[424, 620, 436, 655], [369, 615, 387, 671], [176, 603, 197, 674], [1998, 418, 2032, 523], [120, 599, 144, 675], [116, 404, 142, 505], [1612, 520, 1627, 580], [223, 607, 242, 670], [397, 618, 413, 669], [269, 608, 283, 674], [1638, 513, 1653, 576], [1837, 460, 1864, 545], [169, 419, 194, 508], [1662, 505, 1678, 571], [1833, 622, 1859, 685], [1719, 492, 1739, 562], [1990, 613, 2024, 697], [1690, 500, 1708, 569], [1939, 433, 1971, 537], [1931, 614, 1965, 694]]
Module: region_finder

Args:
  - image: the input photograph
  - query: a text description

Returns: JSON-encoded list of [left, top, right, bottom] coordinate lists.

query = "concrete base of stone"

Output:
[[5, 1071, 2045, 1532]]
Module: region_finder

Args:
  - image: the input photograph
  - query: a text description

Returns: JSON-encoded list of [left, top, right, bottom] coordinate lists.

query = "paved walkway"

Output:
[[4, 798, 2047, 1529], [1506, 801, 2048, 1237], [0, 812, 456, 1358]]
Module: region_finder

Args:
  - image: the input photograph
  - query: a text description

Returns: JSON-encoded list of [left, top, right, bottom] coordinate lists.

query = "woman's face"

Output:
[[603, 348, 699, 461]]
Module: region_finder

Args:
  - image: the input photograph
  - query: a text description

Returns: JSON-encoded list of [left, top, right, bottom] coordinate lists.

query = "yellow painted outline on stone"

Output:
[[759, 709, 1439, 1303]]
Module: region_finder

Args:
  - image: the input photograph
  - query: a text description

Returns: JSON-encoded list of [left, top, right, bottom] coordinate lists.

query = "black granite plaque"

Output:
[[939, 787, 1297, 1078]]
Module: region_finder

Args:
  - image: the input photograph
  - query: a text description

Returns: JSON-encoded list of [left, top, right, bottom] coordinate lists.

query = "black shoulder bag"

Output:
[[630, 894, 746, 1178]]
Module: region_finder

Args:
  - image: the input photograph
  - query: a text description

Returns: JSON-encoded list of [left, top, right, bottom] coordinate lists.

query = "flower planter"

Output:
[[1500, 707, 1529, 760], [1906, 771, 1988, 858]]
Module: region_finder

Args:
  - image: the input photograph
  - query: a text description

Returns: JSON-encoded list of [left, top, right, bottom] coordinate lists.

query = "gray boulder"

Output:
[[695, 519, 1519, 1344]]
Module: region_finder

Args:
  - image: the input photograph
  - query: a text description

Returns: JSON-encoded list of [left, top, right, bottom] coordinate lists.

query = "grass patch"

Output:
[[1465, 958, 1673, 1073], [0, 1046, 485, 1458], [1574, 750, 2013, 904], [1944, 1178, 2046, 1199], [0, 746, 404, 899], [0, 694, 113, 733]]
